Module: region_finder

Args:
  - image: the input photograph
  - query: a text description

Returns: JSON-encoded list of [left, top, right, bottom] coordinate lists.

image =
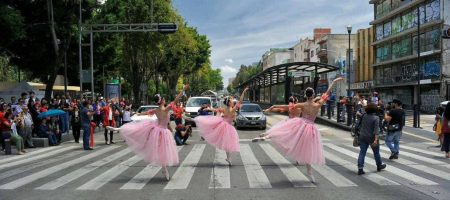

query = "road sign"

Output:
[[288, 71, 311, 77]]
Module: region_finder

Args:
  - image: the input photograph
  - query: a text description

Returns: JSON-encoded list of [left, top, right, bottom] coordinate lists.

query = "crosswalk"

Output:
[[0, 141, 449, 192]]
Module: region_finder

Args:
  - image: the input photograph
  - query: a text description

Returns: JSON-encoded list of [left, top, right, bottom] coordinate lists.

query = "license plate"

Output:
[[250, 122, 256, 124]]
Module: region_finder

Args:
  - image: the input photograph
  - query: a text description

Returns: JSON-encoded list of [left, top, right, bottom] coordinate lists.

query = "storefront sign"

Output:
[[351, 81, 373, 90]]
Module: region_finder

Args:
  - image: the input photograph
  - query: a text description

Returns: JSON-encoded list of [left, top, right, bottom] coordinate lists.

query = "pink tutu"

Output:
[[194, 116, 240, 152], [266, 117, 325, 165], [120, 120, 179, 166]]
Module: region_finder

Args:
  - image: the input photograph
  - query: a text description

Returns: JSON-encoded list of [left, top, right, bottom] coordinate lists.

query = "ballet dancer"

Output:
[[252, 77, 343, 183], [194, 87, 249, 166], [107, 85, 189, 180]]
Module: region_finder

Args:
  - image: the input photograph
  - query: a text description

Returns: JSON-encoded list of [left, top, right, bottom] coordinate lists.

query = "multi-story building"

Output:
[[293, 38, 315, 62], [261, 48, 293, 71], [352, 27, 375, 96], [317, 34, 356, 97], [370, 0, 447, 112]]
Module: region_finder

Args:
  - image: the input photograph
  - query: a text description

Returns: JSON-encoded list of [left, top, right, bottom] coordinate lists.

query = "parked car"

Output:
[[235, 103, 266, 130], [184, 97, 213, 126], [130, 105, 158, 121]]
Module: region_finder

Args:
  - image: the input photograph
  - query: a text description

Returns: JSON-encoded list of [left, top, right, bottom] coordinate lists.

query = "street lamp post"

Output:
[[346, 25, 353, 126]]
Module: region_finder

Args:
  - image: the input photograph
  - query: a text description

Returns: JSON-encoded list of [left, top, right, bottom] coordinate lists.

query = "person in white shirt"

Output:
[[18, 106, 35, 148], [122, 106, 132, 125]]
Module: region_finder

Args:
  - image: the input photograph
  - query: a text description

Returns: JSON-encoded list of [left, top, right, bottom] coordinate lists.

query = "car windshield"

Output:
[[240, 105, 262, 112], [187, 98, 211, 107], [137, 106, 158, 113]]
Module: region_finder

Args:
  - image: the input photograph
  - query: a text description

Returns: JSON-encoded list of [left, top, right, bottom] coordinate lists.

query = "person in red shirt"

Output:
[[103, 101, 116, 145], [173, 102, 184, 125]]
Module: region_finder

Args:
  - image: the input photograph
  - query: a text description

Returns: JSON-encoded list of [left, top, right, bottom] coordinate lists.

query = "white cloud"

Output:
[[225, 58, 233, 63], [215, 65, 238, 86]]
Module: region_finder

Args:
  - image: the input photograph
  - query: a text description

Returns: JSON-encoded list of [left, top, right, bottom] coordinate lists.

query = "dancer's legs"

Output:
[[306, 164, 316, 183], [225, 152, 232, 166], [162, 166, 170, 180]]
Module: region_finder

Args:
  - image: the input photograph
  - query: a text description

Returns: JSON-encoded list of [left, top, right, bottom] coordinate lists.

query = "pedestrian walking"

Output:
[[71, 106, 82, 143], [81, 101, 94, 150], [194, 87, 249, 166], [252, 77, 344, 183], [440, 103, 450, 158], [384, 99, 405, 160], [434, 106, 444, 148], [356, 103, 386, 175], [107, 85, 189, 180]]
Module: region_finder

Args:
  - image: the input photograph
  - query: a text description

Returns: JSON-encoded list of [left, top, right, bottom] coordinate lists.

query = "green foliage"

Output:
[[230, 63, 262, 89]]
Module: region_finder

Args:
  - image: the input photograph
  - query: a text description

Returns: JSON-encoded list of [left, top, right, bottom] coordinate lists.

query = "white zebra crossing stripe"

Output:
[[77, 155, 142, 190], [400, 145, 442, 157], [0, 146, 62, 165], [0, 146, 119, 190], [259, 143, 315, 188], [0, 146, 78, 171], [323, 150, 400, 186], [240, 144, 272, 188], [208, 149, 230, 189], [380, 146, 448, 167], [325, 143, 438, 185], [0, 151, 82, 180], [371, 147, 450, 181], [402, 131, 435, 142], [36, 148, 132, 190], [164, 144, 206, 190], [120, 146, 183, 190], [312, 165, 357, 187]]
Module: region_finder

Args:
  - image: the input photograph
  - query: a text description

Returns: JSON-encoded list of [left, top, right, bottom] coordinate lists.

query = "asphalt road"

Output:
[[0, 114, 449, 200]]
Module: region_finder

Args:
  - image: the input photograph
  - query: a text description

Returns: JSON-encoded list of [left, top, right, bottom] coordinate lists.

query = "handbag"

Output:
[[353, 135, 360, 147], [387, 123, 400, 132]]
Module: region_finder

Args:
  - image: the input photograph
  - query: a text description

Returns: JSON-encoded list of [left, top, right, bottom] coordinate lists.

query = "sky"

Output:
[[172, 0, 374, 87]]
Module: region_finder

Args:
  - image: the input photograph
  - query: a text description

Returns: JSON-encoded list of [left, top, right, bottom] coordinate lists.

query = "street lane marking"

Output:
[[0, 146, 63, 165], [164, 144, 206, 190], [369, 147, 450, 181], [311, 165, 357, 187], [402, 131, 436, 143], [259, 143, 315, 188], [400, 145, 443, 157], [77, 155, 142, 190], [120, 146, 183, 190], [36, 148, 131, 190], [323, 150, 399, 186], [0, 151, 82, 180], [208, 148, 231, 189], [0, 146, 78, 171], [379, 146, 449, 167], [0, 146, 119, 190], [240, 144, 272, 188], [325, 143, 438, 185]]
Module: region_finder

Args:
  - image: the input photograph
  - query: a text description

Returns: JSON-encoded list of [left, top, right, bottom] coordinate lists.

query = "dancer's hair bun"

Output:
[[305, 88, 315, 98]]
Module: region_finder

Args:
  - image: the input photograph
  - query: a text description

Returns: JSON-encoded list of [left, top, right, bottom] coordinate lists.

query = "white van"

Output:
[[184, 97, 214, 126]]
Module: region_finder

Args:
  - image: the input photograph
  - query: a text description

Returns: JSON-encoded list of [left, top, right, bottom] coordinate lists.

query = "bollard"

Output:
[[321, 104, 325, 116], [327, 100, 332, 119], [346, 104, 353, 126], [337, 102, 342, 122], [413, 104, 418, 128], [4, 139, 12, 155]]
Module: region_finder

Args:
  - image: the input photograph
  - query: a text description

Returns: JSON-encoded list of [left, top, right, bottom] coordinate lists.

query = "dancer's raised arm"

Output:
[[318, 77, 343, 105], [174, 84, 189, 104], [234, 87, 249, 110]]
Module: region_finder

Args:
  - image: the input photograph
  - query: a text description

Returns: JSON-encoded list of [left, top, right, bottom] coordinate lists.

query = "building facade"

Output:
[[370, 0, 449, 112], [261, 48, 293, 71], [352, 27, 375, 96], [317, 34, 356, 97]]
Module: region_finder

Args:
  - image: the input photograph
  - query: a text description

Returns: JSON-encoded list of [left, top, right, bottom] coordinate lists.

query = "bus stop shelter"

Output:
[[236, 62, 339, 104]]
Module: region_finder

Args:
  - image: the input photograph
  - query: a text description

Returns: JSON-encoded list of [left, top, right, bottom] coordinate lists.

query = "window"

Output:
[[392, 16, 401, 34], [384, 21, 392, 37], [425, 0, 440, 22], [392, 37, 411, 59], [413, 28, 441, 53], [311, 50, 314, 56], [376, 25, 384, 40], [376, 44, 391, 63], [401, 11, 415, 31]]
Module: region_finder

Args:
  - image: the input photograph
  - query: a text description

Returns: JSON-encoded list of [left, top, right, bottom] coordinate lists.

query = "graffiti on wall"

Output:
[[421, 88, 441, 113], [421, 60, 440, 79], [401, 64, 416, 81]]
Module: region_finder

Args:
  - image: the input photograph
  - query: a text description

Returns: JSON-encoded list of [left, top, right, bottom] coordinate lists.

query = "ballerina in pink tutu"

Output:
[[107, 85, 189, 180], [253, 77, 343, 183], [194, 87, 249, 166]]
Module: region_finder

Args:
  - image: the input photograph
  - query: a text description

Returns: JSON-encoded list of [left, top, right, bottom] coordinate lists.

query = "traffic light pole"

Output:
[[79, 23, 178, 100]]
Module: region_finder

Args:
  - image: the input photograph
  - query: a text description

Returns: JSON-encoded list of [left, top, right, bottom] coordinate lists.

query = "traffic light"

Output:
[[157, 23, 177, 34]]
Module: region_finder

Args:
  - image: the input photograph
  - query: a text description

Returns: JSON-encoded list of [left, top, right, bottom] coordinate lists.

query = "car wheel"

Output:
[[261, 126, 266, 130]]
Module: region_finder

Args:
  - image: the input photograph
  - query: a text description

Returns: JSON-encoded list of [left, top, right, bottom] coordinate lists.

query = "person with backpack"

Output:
[[356, 103, 386, 175], [440, 103, 450, 158]]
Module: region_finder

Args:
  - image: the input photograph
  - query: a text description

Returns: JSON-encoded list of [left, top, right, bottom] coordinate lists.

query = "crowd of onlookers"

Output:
[[0, 91, 134, 154]]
